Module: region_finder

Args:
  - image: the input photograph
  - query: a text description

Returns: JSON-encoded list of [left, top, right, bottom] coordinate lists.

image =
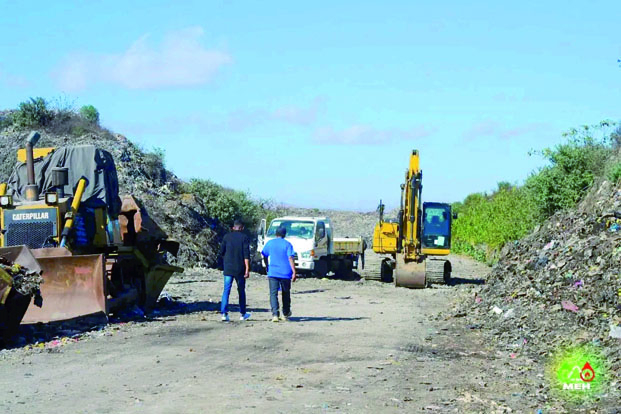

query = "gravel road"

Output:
[[0, 253, 547, 413]]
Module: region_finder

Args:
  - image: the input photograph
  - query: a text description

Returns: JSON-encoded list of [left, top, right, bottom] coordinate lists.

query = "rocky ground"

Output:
[[1, 252, 613, 413]]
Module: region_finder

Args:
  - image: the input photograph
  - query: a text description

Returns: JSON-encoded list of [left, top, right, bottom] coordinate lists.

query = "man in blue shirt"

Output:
[[261, 226, 297, 322]]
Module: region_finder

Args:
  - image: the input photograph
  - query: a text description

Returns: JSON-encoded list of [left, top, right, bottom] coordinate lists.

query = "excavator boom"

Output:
[[372, 150, 454, 288]]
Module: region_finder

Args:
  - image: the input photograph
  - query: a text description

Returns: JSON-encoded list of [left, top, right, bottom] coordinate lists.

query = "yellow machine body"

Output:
[[16, 147, 55, 162], [0, 142, 182, 325], [372, 150, 454, 288]]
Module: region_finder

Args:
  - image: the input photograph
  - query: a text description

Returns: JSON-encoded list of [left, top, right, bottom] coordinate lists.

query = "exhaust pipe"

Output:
[[24, 131, 41, 201]]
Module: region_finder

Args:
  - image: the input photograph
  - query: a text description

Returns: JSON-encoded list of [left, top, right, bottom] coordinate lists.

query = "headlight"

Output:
[[45, 192, 59, 205], [300, 250, 315, 259], [0, 195, 13, 207]]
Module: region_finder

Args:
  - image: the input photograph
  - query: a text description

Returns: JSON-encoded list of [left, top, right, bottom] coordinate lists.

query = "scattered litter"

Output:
[[561, 300, 579, 313], [455, 180, 621, 399]]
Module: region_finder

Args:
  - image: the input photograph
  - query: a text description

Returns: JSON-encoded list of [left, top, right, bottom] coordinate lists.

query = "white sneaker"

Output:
[[221, 314, 229, 322], [240, 313, 251, 321]]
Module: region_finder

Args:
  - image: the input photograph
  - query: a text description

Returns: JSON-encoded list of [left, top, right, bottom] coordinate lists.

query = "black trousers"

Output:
[[268, 277, 291, 317]]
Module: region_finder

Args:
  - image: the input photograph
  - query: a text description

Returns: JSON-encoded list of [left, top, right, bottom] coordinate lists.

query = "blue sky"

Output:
[[1, 1, 619, 210]]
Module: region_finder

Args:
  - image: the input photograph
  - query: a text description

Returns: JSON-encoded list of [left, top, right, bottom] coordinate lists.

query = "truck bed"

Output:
[[333, 237, 364, 255]]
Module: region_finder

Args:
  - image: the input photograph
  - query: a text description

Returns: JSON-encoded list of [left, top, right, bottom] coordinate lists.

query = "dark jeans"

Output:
[[221, 275, 246, 315], [268, 277, 291, 317]]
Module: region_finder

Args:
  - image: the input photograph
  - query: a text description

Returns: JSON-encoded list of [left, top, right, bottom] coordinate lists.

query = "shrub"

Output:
[[452, 121, 618, 262], [451, 184, 539, 262], [12, 97, 54, 128], [79, 105, 100, 124], [526, 122, 615, 217], [143, 147, 167, 184], [608, 162, 621, 183], [185, 178, 264, 229], [0, 114, 12, 130]]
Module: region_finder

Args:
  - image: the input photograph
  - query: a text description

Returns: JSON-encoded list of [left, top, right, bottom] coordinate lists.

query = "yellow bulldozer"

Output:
[[0, 131, 182, 326], [372, 150, 455, 288]]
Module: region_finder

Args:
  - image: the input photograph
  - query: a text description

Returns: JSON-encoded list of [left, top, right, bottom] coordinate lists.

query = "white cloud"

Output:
[[53, 27, 232, 91], [313, 125, 434, 145]]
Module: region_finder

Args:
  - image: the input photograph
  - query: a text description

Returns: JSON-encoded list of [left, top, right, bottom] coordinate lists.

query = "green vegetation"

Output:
[[11, 97, 54, 128], [2, 97, 103, 137], [142, 147, 167, 183], [608, 162, 621, 183], [453, 121, 619, 262], [184, 178, 272, 229], [79, 105, 100, 124]]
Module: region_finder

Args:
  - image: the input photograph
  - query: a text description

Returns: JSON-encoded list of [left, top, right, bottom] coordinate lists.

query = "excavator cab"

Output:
[[421, 202, 453, 255]]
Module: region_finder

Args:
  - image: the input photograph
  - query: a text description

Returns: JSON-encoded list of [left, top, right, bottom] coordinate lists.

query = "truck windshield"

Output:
[[422, 204, 451, 248], [267, 220, 315, 239]]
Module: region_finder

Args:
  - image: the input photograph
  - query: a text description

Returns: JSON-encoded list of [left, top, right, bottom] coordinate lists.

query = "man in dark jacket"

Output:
[[219, 219, 251, 321]]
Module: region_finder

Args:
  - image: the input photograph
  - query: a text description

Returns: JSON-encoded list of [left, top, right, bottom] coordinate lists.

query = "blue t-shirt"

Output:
[[261, 238, 296, 279]]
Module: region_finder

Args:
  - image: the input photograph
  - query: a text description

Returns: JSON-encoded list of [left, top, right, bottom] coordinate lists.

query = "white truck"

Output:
[[257, 216, 366, 278]]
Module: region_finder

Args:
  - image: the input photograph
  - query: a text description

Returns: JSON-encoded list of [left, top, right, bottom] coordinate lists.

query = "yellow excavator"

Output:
[[372, 150, 455, 288], [0, 131, 182, 325]]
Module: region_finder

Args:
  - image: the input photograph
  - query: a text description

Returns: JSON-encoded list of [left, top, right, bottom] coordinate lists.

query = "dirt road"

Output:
[[0, 253, 544, 413]]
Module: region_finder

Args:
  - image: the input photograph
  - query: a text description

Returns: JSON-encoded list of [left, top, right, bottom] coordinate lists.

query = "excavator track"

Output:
[[425, 258, 451, 285]]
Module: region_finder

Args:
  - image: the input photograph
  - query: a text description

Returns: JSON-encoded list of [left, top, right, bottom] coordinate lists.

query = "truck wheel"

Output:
[[380, 259, 393, 283], [334, 259, 352, 279], [313, 259, 328, 278], [343, 259, 353, 279]]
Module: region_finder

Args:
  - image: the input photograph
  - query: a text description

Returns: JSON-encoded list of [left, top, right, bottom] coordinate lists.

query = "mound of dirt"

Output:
[[457, 180, 620, 385], [0, 126, 223, 267], [277, 206, 378, 244]]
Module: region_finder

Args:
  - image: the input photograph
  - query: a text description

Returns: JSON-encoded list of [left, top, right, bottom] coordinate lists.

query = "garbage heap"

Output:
[[458, 180, 620, 374], [0, 257, 43, 346], [0, 128, 224, 267]]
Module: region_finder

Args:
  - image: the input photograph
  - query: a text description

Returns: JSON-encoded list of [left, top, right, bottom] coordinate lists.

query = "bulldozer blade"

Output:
[[0, 245, 42, 274], [22, 250, 106, 324], [394, 254, 426, 288], [143, 264, 183, 311]]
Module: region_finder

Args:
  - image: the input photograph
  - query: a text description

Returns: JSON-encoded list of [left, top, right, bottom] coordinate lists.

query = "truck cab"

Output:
[[257, 216, 364, 278], [257, 216, 333, 272]]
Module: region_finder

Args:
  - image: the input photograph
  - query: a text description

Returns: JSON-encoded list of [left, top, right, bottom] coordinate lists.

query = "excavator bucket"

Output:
[[143, 264, 184, 311], [394, 253, 426, 288], [22, 248, 106, 324]]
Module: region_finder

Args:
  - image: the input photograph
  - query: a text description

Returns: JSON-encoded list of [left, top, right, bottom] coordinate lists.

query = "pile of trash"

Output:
[[0, 127, 224, 267], [0, 256, 43, 346], [0, 257, 43, 303], [0, 257, 44, 300], [457, 180, 620, 376]]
